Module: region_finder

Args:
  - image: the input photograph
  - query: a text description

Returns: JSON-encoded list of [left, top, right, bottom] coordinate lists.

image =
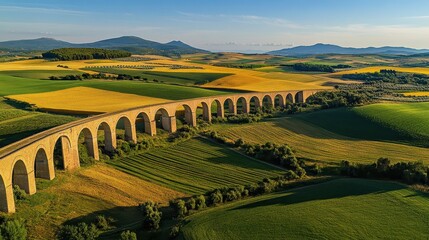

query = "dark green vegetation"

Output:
[[84, 68, 231, 85], [306, 90, 372, 108], [292, 63, 335, 72], [42, 48, 131, 61], [0, 98, 77, 147], [343, 69, 429, 85], [181, 178, 429, 240], [109, 137, 284, 194]]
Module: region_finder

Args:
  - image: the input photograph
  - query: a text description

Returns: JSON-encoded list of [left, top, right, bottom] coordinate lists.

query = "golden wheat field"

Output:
[[7, 86, 169, 114], [329, 66, 429, 76], [403, 92, 429, 97]]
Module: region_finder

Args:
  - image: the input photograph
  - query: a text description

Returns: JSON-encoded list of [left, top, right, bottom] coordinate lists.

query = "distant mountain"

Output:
[[0, 36, 208, 56], [268, 43, 429, 56]]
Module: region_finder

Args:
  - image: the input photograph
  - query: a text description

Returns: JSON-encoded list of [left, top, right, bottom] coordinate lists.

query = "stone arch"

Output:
[[274, 94, 285, 107], [77, 127, 98, 161], [262, 95, 274, 109], [0, 174, 11, 213], [175, 104, 196, 127], [249, 96, 261, 113], [295, 91, 304, 103], [34, 147, 52, 179], [116, 116, 136, 143], [286, 93, 294, 104], [98, 122, 115, 153], [237, 97, 248, 114], [200, 101, 211, 122], [211, 99, 223, 118], [155, 108, 176, 133], [223, 98, 236, 115], [12, 159, 34, 194], [136, 112, 153, 136], [53, 135, 77, 170]]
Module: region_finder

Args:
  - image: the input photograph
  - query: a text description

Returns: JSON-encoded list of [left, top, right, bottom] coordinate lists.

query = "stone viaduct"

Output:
[[0, 89, 319, 213]]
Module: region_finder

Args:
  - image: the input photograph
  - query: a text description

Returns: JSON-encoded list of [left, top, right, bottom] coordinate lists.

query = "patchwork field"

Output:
[[403, 91, 429, 97], [8, 86, 170, 114], [181, 178, 429, 240], [13, 164, 185, 239], [213, 113, 429, 164], [109, 137, 285, 194]]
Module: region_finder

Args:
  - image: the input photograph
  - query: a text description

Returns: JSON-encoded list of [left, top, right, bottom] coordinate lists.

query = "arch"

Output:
[[12, 160, 33, 194], [0, 175, 11, 213], [295, 91, 304, 103], [116, 116, 136, 143], [274, 94, 285, 107], [155, 108, 176, 133], [34, 147, 51, 179], [53, 135, 77, 170], [97, 122, 115, 153], [77, 127, 98, 162], [262, 95, 274, 109], [136, 112, 153, 136], [175, 104, 196, 127], [200, 101, 211, 122], [237, 97, 248, 114], [211, 99, 223, 118], [223, 98, 236, 115], [286, 93, 294, 104], [249, 96, 261, 113]]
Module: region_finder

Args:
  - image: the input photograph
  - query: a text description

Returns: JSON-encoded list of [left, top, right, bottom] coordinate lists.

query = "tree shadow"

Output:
[[230, 179, 412, 211]]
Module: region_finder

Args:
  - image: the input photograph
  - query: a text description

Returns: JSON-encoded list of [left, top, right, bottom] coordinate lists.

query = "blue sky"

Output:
[[1, 0, 429, 52]]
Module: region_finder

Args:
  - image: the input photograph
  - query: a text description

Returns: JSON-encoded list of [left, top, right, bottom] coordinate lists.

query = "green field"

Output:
[[0, 69, 84, 79], [0, 74, 232, 98], [213, 114, 429, 164], [109, 137, 284, 194], [297, 103, 429, 147], [0, 98, 77, 147], [86, 68, 231, 85], [181, 178, 429, 240]]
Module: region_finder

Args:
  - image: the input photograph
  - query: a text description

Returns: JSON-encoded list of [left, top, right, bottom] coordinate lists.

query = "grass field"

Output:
[[181, 178, 429, 240], [0, 98, 77, 147], [109, 137, 284, 195], [0, 69, 84, 79], [298, 103, 429, 146], [213, 113, 429, 164], [13, 164, 184, 239], [86, 68, 231, 85], [8, 87, 170, 114]]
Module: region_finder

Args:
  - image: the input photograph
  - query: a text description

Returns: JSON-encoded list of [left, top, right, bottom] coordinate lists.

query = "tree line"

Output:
[[342, 70, 429, 85], [42, 48, 131, 61]]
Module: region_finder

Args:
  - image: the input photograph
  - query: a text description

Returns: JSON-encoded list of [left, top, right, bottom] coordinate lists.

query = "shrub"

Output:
[[139, 201, 162, 230], [186, 198, 196, 210], [170, 199, 188, 218], [57, 223, 100, 240], [120, 230, 137, 240], [0, 219, 27, 240], [13, 185, 26, 201], [95, 215, 111, 230], [194, 195, 206, 210], [169, 225, 180, 239], [209, 190, 223, 206]]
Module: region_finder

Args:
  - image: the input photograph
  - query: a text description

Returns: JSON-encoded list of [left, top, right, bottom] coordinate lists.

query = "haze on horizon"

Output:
[[1, 0, 428, 53]]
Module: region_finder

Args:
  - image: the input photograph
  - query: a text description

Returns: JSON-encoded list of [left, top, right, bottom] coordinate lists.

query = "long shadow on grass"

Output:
[[230, 179, 424, 211]]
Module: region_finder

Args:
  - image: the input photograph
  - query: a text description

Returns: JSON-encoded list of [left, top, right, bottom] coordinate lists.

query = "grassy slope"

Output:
[[13, 164, 185, 239], [297, 103, 429, 147], [0, 70, 84, 79], [213, 115, 429, 164], [109, 137, 284, 195], [182, 178, 429, 240]]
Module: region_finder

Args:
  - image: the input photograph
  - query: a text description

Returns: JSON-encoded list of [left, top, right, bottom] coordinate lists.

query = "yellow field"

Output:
[[403, 91, 429, 97], [329, 66, 429, 76], [7, 86, 169, 114], [15, 164, 185, 239]]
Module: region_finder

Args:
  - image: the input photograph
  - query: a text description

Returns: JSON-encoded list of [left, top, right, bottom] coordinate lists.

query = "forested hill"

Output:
[[42, 48, 131, 60]]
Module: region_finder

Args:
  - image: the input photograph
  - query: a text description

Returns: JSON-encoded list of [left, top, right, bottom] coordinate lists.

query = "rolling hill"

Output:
[[0, 36, 208, 55], [268, 43, 429, 56]]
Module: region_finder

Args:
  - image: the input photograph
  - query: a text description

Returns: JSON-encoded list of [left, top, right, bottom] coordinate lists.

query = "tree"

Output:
[[139, 201, 162, 230], [57, 223, 99, 240], [120, 230, 137, 240]]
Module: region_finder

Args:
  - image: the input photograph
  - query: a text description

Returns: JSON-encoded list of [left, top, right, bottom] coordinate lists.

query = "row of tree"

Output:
[[306, 90, 372, 108], [42, 48, 131, 60], [342, 70, 429, 85]]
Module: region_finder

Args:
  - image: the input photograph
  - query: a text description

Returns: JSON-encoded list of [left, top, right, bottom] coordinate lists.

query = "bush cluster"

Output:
[[292, 63, 335, 73], [306, 90, 371, 108], [342, 70, 429, 85], [43, 48, 131, 61], [139, 201, 162, 230], [340, 158, 429, 185], [120, 230, 137, 240], [57, 222, 100, 240], [0, 218, 27, 240]]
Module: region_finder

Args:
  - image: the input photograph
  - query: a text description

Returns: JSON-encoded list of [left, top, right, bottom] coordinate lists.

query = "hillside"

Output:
[[268, 43, 429, 56], [182, 178, 429, 240], [0, 36, 207, 56]]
